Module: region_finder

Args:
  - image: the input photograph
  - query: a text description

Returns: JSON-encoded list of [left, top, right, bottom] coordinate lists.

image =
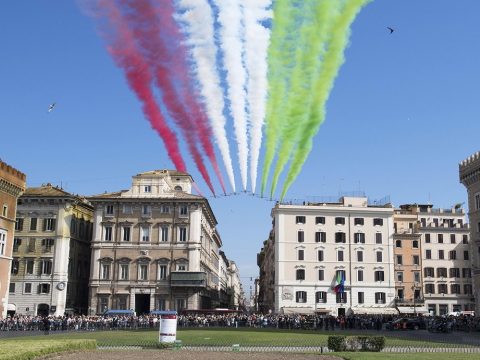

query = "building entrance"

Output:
[[37, 304, 50, 317], [135, 294, 150, 315], [337, 308, 346, 317]]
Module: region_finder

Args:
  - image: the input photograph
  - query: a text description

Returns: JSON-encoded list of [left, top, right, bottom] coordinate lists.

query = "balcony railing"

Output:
[[170, 271, 206, 287], [394, 297, 425, 305]]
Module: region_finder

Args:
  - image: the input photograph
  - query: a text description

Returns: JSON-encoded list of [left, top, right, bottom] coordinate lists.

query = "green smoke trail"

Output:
[[269, 0, 338, 198], [260, 0, 305, 196], [280, 0, 372, 200]]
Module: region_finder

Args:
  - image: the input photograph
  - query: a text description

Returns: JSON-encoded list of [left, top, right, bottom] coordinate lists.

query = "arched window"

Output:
[[174, 185, 183, 191]]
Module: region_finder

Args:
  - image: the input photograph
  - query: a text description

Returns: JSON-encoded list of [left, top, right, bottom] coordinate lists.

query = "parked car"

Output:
[[386, 318, 426, 330]]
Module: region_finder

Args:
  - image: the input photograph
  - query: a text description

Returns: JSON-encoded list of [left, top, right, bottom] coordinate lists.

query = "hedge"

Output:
[[328, 335, 385, 352]]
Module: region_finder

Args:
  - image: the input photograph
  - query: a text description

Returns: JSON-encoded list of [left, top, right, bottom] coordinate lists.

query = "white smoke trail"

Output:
[[213, 0, 249, 191], [175, 0, 236, 192], [243, 0, 272, 194]]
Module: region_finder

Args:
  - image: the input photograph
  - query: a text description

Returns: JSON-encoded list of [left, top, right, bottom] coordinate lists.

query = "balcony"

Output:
[[170, 271, 206, 287], [394, 297, 425, 305]]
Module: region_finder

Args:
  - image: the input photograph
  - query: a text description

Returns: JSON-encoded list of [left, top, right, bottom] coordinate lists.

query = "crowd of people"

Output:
[[0, 313, 479, 333]]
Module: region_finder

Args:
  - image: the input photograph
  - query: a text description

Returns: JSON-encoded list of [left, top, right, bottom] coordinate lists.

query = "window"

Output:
[[122, 226, 131, 241], [318, 250, 324, 262], [315, 231, 326, 243], [357, 251, 363, 262], [15, 218, 24, 231], [414, 271, 420, 282], [161, 226, 169, 242], [101, 263, 110, 279], [424, 267, 434, 277], [39, 260, 52, 275], [177, 264, 187, 271], [376, 251, 383, 262], [335, 232, 346, 243], [425, 283, 435, 294], [38, 283, 50, 294], [180, 206, 188, 216], [438, 234, 443, 243], [438, 284, 448, 294], [161, 205, 170, 213], [437, 268, 447, 278], [450, 234, 456, 244], [30, 218, 37, 231], [438, 250, 444, 259], [123, 204, 132, 214], [296, 268, 305, 280], [104, 226, 112, 241], [99, 297, 108, 313], [298, 249, 304, 261], [373, 218, 383, 226], [375, 233, 382, 244], [413, 255, 420, 265], [174, 185, 183, 191], [0, 229, 6, 255], [357, 270, 364, 282], [25, 260, 34, 274], [464, 284, 473, 295], [296, 216, 306, 224], [425, 233, 431, 243], [9, 283, 15, 293], [106, 205, 114, 215], [374, 270, 384, 282], [11, 259, 19, 274], [44, 218, 56, 231], [24, 283, 32, 294], [412, 240, 419, 248], [449, 250, 456, 260], [318, 269, 324, 281], [335, 217, 345, 225], [139, 264, 148, 280], [337, 250, 344, 262], [179, 227, 187, 242], [159, 265, 168, 280], [476, 193, 480, 210], [296, 291, 307, 303], [354, 218, 364, 226], [120, 264, 129, 280], [156, 297, 166, 311], [142, 205, 151, 216], [315, 216, 325, 224], [396, 272, 403, 282], [358, 292, 364, 304], [144, 185, 152, 193], [426, 250, 431, 259], [462, 235, 468, 244], [464, 251, 469, 260], [354, 233, 365, 243], [316, 291, 327, 303], [13, 237, 22, 251], [451, 284, 461, 294], [375, 292, 386, 304], [396, 255, 403, 265], [2, 205, 7, 216], [449, 267, 460, 278], [462, 268, 472, 278], [336, 292, 347, 303], [395, 240, 402, 248], [336, 269, 346, 280], [118, 295, 128, 310], [297, 231, 304, 243], [141, 226, 150, 242]]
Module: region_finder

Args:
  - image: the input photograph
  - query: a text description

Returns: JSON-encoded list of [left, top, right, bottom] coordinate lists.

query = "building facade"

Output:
[[87, 170, 238, 315], [259, 196, 396, 315], [9, 184, 94, 316], [0, 160, 26, 318], [459, 151, 480, 314]]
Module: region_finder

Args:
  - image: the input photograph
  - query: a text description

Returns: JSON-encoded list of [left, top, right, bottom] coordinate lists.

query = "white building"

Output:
[[260, 196, 396, 316]]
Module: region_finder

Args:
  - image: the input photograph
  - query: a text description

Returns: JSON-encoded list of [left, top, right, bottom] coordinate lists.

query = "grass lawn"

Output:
[[0, 338, 96, 360], [28, 328, 471, 348]]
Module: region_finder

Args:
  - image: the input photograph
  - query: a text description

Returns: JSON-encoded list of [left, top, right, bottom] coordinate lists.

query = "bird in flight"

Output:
[[387, 27, 394, 34], [48, 103, 56, 113]]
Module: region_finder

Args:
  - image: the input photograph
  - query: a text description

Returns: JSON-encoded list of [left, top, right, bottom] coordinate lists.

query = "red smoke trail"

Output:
[[97, 0, 186, 172], [120, 0, 224, 195]]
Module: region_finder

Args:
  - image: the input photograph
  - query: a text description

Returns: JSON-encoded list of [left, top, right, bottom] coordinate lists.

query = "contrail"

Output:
[[260, 0, 306, 196], [213, 0, 249, 191], [94, 0, 187, 173], [269, 0, 338, 197], [175, 0, 236, 192], [281, 0, 372, 199], [243, 0, 272, 194], [119, 0, 217, 195]]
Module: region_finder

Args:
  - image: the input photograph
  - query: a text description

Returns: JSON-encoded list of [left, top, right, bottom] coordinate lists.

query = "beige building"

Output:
[[459, 151, 480, 314], [259, 196, 396, 316], [88, 170, 238, 315], [393, 205, 425, 314], [0, 160, 26, 318], [10, 184, 94, 316]]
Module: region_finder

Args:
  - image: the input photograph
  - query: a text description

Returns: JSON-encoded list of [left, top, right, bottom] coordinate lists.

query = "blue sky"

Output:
[[1, 1, 479, 299]]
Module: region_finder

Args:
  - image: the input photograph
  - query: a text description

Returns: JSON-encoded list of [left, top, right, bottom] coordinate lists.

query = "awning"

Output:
[[281, 307, 315, 315], [397, 306, 428, 314], [7, 304, 16, 311], [352, 307, 398, 315]]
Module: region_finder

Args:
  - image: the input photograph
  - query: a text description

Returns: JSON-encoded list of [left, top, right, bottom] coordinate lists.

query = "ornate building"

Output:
[[10, 184, 94, 316], [0, 160, 26, 318], [87, 170, 237, 315]]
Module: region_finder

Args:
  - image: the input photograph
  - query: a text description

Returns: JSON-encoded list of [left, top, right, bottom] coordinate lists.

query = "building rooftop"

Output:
[[89, 189, 204, 200], [23, 184, 71, 197]]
